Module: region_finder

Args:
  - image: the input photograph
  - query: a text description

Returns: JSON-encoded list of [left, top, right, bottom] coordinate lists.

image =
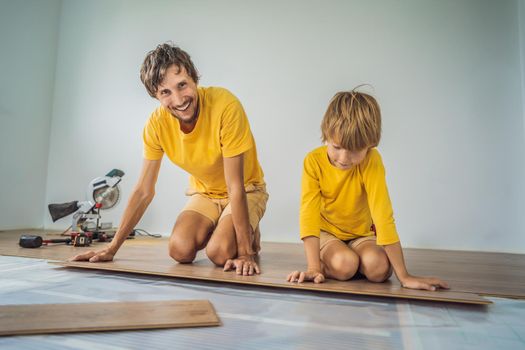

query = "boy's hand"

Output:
[[69, 248, 116, 263], [400, 275, 449, 291], [287, 270, 325, 284], [223, 255, 260, 276]]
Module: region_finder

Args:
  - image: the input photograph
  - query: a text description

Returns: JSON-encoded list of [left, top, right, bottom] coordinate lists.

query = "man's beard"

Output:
[[171, 99, 199, 125]]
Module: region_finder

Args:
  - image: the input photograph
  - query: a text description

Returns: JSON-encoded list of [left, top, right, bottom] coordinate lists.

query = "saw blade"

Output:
[[93, 185, 120, 209]]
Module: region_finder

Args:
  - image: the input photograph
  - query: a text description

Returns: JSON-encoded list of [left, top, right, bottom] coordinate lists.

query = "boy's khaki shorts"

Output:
[[181, 185, 269, 253], [319, 231, 376, 252]]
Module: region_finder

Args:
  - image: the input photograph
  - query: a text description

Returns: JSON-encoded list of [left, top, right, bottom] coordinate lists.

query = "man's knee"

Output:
[[361, 251, 391, 283], [169, 237, 197, 263], [326, 251, 359, 281], [206, 241, 236, 266]]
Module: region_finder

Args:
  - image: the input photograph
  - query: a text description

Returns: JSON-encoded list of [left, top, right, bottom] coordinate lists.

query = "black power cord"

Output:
[[132, 228, 162, 238]]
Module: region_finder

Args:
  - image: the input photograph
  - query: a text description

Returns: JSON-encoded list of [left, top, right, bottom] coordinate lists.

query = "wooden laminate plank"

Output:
[[53, 254, 490, 305], [0, 300, 220, 336], [2, 229, 522, 302]]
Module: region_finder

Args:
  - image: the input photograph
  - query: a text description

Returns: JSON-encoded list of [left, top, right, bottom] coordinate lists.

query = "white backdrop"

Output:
[[2, 0, 524, 253], [0, 0, 60, 229]]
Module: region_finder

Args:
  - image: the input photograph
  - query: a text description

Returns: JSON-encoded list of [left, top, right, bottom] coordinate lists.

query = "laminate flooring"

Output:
[[3, 229, 523, 304], [0, 300, 220, 336]]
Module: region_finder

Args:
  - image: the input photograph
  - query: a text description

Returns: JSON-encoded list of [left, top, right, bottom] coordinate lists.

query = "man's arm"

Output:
[[222, 153, 260, 275], [71, 158, 162, 262], [384, 241, 449, 291]]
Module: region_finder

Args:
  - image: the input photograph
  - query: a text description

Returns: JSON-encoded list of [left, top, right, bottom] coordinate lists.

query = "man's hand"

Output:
[[223, 255, 260, 276], [69, 247, 116, 263], [400, 275, 449, 291], [287, 270, 325, 284]]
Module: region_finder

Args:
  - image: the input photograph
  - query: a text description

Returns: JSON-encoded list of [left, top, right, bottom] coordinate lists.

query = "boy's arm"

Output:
[[287, 236, 325, 283], [71, 158, 162, 262], [361, 150, 399, 246], [361, 152, 448, 290], [304, 236, 322, 272], [288, 154, 325, 283], [222, 153, 260, 276], [384, 241, 449, 291]]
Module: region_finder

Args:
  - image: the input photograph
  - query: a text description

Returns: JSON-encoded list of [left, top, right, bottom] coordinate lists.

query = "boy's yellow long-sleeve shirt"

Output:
[[300, 146, 400, 246]]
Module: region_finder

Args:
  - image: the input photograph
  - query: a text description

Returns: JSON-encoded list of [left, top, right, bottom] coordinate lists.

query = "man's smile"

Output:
[[173, 100, 191, 112]]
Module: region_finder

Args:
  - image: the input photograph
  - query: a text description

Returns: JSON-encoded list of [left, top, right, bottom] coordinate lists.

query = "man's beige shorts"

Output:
[[319, 231, 377, 252], [181, 185, 269, 253]]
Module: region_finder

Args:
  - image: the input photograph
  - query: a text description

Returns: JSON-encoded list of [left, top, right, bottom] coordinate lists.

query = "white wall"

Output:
[[38, 0, 525, 253], [518, 0, 525, 173], [518, 0, 525, 252], [0, 0, 61, 229]]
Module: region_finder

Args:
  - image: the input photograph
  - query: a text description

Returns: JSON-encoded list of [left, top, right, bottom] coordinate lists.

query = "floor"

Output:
[[5, 230, 525, 304], [1, 255, 524, 349]]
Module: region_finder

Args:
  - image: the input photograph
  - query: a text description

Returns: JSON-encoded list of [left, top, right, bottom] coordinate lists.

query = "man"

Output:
[[72, 43, 268, 276]]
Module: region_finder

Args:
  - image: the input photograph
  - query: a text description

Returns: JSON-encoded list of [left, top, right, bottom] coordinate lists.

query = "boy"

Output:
[[72, 43, 268, 276], [287, 90, 448, 291]]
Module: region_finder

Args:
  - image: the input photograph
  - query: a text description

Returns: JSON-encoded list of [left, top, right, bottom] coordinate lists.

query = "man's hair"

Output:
[[321, 88, 382, 151], [140, 42, 200, 98]]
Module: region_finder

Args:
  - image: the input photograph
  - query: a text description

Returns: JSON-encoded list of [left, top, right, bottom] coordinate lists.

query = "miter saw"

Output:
[[48, 169, 125, 235]]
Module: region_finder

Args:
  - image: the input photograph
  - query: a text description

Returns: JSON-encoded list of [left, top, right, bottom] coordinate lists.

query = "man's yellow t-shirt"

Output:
[[300, 146, 399, 246], [142, 86, 265, 198]]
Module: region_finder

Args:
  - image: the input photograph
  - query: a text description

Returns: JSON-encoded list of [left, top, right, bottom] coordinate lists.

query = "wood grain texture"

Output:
[[3, 229, 523, 303], [0, 300, 220, 336], [53, 247, 491, 305]]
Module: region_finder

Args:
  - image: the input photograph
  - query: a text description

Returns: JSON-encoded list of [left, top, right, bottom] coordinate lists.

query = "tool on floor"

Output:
[[48, 169, 124, 235], [19, 233, 92, 248]]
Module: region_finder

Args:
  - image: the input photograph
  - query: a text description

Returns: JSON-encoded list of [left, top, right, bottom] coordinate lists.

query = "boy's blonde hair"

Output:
[[321, 89, 382, 151]]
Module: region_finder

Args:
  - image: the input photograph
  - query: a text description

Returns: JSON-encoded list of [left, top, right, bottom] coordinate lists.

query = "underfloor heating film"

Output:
[[0, 256, 524, 350]]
